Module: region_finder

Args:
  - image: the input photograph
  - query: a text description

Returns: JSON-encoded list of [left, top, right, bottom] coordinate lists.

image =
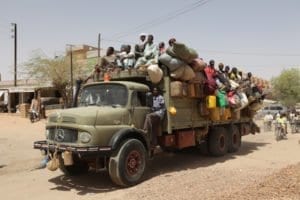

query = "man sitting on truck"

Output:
[[143, 87, 166, 148], [134, 34, 159, 69], [99, 46, 117, 71]]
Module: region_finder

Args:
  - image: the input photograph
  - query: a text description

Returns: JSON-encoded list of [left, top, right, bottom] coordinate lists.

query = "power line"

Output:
[[197, 49, 300, 57], [100, 37, 300, 57], [112, 0, 212, 39]]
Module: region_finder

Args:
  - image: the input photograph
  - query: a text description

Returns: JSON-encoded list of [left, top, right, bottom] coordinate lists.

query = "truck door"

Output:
[[130, 91, 150, 129]]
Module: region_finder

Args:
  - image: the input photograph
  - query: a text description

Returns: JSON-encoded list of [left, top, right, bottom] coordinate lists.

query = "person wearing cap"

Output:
[[134, 33, 147, 60]]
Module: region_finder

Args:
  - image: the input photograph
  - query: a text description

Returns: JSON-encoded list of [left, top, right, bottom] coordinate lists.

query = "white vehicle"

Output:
[[261, 104, 287, 117]]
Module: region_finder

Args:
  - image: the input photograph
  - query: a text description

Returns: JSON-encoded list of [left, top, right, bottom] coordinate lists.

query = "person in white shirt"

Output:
[[134, 34, 158, 69], [263, 112, 273, 131]]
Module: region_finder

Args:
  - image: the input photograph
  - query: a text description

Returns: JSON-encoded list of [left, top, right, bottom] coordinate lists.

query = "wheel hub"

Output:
[[126, 150, 141, 175]]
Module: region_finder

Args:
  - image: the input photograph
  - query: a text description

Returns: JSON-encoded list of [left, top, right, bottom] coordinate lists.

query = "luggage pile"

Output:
[[155, 41, 265, 121]]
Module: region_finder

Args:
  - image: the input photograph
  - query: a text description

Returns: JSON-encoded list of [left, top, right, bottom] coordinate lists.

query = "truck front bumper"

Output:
[[33, 140, 112, 157]]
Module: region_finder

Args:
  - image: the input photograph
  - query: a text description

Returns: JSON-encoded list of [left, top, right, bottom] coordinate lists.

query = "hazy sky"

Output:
[[0, 0, 299, 81]]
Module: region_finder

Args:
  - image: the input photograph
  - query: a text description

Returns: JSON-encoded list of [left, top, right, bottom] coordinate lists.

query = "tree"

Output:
[[24, 51, 90, 107], [271, 68, 300, 107]]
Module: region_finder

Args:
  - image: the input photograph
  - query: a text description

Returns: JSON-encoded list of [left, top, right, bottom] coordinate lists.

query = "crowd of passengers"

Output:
[[87, 33, 265, 98]]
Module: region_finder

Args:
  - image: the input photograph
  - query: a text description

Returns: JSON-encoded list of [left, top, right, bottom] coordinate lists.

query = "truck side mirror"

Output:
[[146, 92, 153, 107]]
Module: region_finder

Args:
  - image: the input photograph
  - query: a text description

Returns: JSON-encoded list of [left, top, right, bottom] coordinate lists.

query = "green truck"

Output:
[[34, 68, 260, 186]]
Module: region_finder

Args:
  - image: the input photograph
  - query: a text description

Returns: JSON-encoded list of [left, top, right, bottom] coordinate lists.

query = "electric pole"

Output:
[[66, 44, 74, 107], [11, 23, 17, 86], [98, 33, 101, 64]]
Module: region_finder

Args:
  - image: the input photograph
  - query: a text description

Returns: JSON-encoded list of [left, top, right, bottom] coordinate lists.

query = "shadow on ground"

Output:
[[48, 140, 269, 195]]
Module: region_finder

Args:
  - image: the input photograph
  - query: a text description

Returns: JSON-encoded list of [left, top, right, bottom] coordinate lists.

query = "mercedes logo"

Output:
[[55, 129, 65, 142]]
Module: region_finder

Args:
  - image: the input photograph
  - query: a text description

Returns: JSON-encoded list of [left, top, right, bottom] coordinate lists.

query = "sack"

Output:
[[47, 152, 59, 171], [166, 46, 177, 57], [170, 65, 195, 81], [170, 81, 184, 97], [190, 58, 206, 71], [170, 66, 185, 79], [235, 92, 249, 111], [192, 71, 207, 84], [159, 53, 185, 72], [170, 42, 198, 63], [147, 64, 163, 84], [227, 91, 241, 108], [181, 65, 196, 81]]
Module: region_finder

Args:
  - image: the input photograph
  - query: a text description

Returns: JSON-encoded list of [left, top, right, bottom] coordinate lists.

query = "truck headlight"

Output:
[[79, 132, 91, 143], [45, 129, 50, 139]]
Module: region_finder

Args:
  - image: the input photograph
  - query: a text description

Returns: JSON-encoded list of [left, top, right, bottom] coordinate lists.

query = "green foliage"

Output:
[[24, 52, 89, 107], [271, 68, 300, 106]]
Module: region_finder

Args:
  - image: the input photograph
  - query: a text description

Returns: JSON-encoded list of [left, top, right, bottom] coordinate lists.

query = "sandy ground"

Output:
[[0, 114, 299, 200]]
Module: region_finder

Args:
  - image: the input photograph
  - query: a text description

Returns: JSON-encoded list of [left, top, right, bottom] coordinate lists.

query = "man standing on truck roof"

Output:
[[143, 87, 166, 149]]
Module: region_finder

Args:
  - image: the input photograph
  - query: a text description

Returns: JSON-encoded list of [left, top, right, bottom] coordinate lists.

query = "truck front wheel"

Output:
[[208, 127, 228, 156], [108, 139, 147, 187]]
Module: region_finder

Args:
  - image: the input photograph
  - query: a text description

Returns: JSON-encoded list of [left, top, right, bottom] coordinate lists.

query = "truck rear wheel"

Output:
[[58, 155, 89, 176], [228, 125, 241, 153], [208, 127, 228, 156], [108, 139, 147, 187]]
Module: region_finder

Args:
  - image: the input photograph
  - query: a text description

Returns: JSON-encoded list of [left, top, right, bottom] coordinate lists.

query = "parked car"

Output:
[[260, 104, 287, 117]]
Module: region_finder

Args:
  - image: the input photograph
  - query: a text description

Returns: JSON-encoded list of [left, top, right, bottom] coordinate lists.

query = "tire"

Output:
[[208, 127, 228, 156], [108, 139, 147, 187], [228, 125, 241, 153], [58, 154, 89, 176]]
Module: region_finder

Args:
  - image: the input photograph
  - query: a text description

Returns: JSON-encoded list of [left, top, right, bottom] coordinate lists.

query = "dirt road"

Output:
[[0, 114, 299, 200]]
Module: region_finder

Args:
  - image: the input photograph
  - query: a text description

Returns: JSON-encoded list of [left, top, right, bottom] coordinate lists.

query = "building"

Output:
[[0, 79, 56, 113], [0, 44, 104, 114]]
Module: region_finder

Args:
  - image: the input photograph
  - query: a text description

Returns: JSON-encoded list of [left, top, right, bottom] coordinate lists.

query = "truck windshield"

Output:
[[78, 84, 128, 107]]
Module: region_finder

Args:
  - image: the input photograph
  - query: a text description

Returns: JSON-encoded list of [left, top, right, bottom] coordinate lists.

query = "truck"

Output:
[[34, 66, 261, 186]]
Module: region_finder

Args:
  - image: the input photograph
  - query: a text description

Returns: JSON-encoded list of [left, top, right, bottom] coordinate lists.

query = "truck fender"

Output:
[[108, 128, 149, 151]]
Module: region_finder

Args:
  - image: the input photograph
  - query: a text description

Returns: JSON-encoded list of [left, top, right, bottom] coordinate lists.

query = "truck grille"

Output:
[[48, 116, 76, 123], [48, 128, 78, 143]]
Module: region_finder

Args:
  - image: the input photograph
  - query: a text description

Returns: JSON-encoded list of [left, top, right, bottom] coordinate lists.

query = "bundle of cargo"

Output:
[[159, 42, 198, 82], [158, 42, 265, 122]]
